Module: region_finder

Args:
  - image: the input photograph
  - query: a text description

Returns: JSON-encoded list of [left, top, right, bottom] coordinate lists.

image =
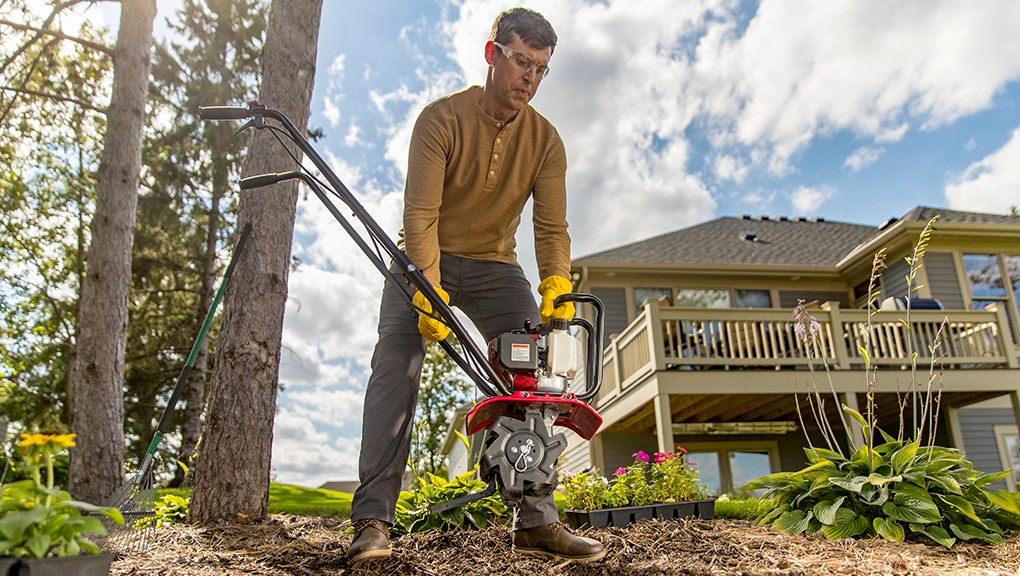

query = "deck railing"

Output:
[[597, 301, 1018, 406]]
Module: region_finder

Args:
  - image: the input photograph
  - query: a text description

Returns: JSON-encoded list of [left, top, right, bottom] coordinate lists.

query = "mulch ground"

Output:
[[107, 515, 1020, 575]]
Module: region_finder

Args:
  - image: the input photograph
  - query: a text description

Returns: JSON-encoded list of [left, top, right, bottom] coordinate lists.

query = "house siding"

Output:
[[926, 252, 965, 309], [884, 257, 910, 300], [592, 286, 628, 346], [957, 407, 1015, 490]]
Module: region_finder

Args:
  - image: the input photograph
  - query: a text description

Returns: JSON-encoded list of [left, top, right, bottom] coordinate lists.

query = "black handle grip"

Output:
[[199, 105, 251, 120], [240, 173, 287, 190]]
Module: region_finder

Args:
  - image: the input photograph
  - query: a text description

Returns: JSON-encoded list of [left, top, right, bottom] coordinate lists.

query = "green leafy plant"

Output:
[[0, 433, 123, 558], [747, 216, 1020, 547], [561, 448, 708, 510], [392, 467, 511, 535], [135, 494, 189, 529]]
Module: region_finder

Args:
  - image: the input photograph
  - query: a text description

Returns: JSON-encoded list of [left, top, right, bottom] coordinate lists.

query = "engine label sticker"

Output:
[[511, 343, 531, 362]]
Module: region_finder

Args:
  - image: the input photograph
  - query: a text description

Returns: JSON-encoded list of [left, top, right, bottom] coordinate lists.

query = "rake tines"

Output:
[[94, 464, 157, 555]]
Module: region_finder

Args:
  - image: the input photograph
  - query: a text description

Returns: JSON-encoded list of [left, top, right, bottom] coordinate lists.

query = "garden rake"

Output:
[[97, 223, 251, 553]]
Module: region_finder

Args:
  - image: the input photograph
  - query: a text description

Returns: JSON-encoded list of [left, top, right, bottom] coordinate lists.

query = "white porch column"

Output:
[[653, 392, 674, 454]]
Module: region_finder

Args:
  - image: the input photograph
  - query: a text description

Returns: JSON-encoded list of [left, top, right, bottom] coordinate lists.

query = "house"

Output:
[[555, 206, 1020, 494]]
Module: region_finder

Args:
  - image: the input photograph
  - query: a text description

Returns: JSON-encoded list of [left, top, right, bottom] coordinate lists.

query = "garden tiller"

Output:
[[199, 102, 605, 510]]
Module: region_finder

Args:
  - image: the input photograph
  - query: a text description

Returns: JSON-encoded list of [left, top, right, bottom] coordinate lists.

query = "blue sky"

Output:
[[87, 0, 1020, 487]]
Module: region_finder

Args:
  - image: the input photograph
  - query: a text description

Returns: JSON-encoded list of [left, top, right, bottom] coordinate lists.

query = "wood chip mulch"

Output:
[[106, 515, 1020, 575]]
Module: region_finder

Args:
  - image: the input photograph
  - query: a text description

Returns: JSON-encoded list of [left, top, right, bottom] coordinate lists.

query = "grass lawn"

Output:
[[160, 484, 756, 521]]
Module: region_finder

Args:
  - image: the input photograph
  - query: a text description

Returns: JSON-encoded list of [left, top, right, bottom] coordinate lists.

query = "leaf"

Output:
[[860, 485, 889, 507], [926, 472, 962, 495], [829, 475, 869, 493], [882, 483, 941, 524], [937, 494, 980, 523], [909, 523, 955, 548], [813, 497, 846, 525], [982, 488, 1020, 516], [973, 469, 1012, 487], [867, 472, 902, 487], [804, 447, 845, 464], [774, 509, 813, 535], [890, 440, 920, 474], [950, 522, 1004, 545], [873, 517, 904, 543], [821, 508, 869, 540]]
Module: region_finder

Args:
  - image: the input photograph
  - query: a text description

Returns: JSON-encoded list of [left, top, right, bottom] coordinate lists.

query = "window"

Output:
[[735, 289, 771, 308], [675, 289, 730, 308], [682, 441, 778, 496], [995, 425, 1020, 492], [964, 253, 1020, 342], [634, 287, 673, 314]]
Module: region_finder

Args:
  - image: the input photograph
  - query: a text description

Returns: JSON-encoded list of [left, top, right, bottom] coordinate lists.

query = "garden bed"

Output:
[[107, 514, 1020, 575]]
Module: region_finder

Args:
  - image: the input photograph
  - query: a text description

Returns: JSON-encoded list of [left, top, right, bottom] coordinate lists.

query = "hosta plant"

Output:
[[393, 467, 511, 535], [745, 412, 1020, 547]]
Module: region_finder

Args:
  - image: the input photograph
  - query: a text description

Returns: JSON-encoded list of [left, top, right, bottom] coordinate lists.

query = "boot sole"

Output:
[[514, 547, 607, 563], [347, 547, 392, 567]]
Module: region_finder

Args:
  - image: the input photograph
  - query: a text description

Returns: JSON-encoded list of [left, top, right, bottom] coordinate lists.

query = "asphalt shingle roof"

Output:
[[574, 206, 1019, 268]]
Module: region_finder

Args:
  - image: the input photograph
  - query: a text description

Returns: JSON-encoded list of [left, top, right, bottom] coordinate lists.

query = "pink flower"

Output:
[[614, 467, 627, 476], [653, 452, 667, 463], [676, 446, 688, 455], [633, 451, 650, 463]]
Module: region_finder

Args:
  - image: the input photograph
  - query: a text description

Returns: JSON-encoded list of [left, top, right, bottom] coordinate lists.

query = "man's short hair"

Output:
[[489, 7, 557, 52]]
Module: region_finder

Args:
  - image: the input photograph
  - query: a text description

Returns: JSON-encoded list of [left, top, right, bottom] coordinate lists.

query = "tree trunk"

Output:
[[189, 0, 322, 523], [67, 0, 156, 504]]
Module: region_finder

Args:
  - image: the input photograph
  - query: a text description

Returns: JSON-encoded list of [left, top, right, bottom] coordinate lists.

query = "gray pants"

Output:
[[351, 253, 560, 529]]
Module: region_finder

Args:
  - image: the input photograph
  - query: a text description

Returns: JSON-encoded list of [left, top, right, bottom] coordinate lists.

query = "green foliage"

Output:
[[561, 449, 708, 510], [746, 432, 1020, 547], [393, 468, 511, 535], [0, 3, 111, 434], [0, 434, 123, 558], [135, 494, 189, 529]]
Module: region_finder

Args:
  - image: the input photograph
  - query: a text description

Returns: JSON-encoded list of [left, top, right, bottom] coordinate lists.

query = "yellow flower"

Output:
[[18, 432, 76, 450]]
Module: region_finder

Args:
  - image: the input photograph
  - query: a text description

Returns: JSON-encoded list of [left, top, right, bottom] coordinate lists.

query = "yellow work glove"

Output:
[[412, 286, 451, 341], [538, 275, 575, 322]]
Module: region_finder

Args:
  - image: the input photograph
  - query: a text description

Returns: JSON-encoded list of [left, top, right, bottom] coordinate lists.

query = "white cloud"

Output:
[[690, 0, 1020, 173], [790, 184, 835, 215], [944, 125, 1020, 214], [844, 146, 884, 172], [272, 408, 362, 486]]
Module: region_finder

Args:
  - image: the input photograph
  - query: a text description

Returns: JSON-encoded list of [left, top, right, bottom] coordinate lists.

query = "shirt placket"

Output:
[[484, 121, 508, 192]]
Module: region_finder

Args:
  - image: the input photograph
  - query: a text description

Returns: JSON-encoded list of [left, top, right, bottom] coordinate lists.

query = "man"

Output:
[[347, 7, 605, 567]]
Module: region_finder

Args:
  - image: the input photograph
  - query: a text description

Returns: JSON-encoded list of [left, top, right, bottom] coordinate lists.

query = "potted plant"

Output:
[[0, 433, 123, 576], [561, 447, 714, 529]]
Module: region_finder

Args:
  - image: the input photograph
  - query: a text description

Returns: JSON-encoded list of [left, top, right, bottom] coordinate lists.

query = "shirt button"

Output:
[[496, 138, 502, 143], [496, 122, 502, 128], [489, 170, 495, 176], [493, 153, 499, 159]]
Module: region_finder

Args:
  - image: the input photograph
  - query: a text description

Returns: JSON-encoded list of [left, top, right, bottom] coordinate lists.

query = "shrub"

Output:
[[392, 467, 512, 535]]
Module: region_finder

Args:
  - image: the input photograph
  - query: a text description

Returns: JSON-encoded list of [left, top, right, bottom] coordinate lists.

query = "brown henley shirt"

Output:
[[400, 86, 571, 287]]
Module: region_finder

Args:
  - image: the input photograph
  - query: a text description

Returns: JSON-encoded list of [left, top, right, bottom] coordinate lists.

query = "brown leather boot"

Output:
[[347, 518, 392, 566], [512, 522, 606, 562]]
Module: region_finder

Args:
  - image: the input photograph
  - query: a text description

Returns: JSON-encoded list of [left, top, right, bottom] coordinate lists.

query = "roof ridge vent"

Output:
[[755, 214, 768, 221], [740, 231, 758, 242]]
